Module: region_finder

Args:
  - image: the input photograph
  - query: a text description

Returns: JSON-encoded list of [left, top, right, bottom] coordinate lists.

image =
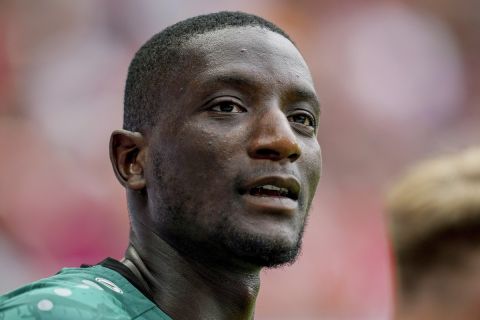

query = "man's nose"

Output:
[[247, 108, 301, 163]]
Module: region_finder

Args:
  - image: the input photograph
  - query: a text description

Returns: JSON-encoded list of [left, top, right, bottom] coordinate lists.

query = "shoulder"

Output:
[[0, 265, 158, 320]]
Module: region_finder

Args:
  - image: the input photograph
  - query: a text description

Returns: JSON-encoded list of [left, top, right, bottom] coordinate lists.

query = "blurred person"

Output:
[[387, 147, 480, 320], [0, 11, 321, 320]]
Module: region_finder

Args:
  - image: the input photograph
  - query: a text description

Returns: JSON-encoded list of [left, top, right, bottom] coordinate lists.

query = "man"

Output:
[[0, 11, 321, 319], [386, 148, 480, 320]]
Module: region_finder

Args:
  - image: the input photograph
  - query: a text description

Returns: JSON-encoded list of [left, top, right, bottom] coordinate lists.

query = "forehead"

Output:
[[182, 26, 315, 90]]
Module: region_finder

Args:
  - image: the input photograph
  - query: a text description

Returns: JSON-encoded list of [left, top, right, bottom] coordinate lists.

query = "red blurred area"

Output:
[[1, 0, 479, 319]]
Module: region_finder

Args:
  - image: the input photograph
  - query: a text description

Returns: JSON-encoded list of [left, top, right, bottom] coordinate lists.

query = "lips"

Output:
[[240, 176, 300, 201], [239, 176, 300, 213]]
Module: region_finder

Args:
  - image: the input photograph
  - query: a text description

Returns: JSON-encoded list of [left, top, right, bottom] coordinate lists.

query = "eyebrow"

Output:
[[289, 88, 321, 115]]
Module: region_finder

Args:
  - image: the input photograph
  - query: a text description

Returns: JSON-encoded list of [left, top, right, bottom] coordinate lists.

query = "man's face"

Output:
[[145, 27, 321, 267]]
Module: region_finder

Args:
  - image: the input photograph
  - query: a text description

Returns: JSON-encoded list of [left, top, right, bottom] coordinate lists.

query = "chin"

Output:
[[219, 224, 305, 268]]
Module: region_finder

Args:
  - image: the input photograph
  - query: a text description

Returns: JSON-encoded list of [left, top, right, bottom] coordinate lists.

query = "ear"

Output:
[[109, 129, 147, 190]]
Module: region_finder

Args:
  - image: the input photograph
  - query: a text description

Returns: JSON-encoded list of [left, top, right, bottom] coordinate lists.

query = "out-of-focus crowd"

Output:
[[0, 0, 478, 319]]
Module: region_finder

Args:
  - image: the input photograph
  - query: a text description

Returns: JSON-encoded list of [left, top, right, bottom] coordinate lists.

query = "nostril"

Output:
[[288, 153, 300, 162], [255, 148, 280, 159]]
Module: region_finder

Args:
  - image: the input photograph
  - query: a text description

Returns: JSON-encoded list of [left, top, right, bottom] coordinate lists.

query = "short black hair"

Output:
[[123, 11, 292, 132]]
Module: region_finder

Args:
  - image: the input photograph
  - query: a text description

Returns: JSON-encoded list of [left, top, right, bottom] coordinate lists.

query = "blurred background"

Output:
[[0, 0, 478, 319]]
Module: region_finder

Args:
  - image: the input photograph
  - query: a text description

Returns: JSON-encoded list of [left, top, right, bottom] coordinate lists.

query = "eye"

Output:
[[287, 112, 316, 128], [209, 101, 246, 113]]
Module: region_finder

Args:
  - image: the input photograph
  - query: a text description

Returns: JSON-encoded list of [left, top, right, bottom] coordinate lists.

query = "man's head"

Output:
[[386, 148, 480, 319], [123, 11, 292, 133], [110, 11, 321, 269]]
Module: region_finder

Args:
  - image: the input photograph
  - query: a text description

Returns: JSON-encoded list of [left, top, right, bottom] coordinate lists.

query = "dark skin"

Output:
[[110, 27, 321, 320]]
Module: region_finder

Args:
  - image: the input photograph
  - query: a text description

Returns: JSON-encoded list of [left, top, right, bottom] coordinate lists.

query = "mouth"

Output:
[[239, 176, 300, 212], [248, 183, 298, 200]]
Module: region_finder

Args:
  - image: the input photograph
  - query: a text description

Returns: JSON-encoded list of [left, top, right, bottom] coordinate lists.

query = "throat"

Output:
[[123, 239, 260, 320]]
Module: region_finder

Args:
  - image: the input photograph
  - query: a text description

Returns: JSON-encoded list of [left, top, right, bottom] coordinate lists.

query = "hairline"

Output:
[[128, 25, 297, 134]]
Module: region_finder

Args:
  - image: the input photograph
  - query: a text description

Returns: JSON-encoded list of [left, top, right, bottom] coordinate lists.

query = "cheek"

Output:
[[302, 142, 322, 198], [178, 122, 246, 168], [314, 144, 323, 180], [153, 125, 245, 201]]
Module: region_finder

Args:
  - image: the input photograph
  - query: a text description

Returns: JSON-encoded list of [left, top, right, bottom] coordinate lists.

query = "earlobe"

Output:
[[109, 129, 147, 190]]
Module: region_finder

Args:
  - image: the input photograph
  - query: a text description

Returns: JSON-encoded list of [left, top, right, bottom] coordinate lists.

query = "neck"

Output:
[[123, 226, 261, 320]]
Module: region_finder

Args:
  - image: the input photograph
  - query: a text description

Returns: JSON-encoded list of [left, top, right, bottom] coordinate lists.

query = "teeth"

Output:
[[260, 184, 286, 192], [246, 182, 298, 200], [250, 184, 291, 198]]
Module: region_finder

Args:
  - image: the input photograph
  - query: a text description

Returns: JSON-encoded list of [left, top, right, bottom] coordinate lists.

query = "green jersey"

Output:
[[0, 259, 172, 320]]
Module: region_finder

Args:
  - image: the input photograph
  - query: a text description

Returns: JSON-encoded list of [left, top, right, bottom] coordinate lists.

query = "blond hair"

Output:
[[386, 148, 480, 297]]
